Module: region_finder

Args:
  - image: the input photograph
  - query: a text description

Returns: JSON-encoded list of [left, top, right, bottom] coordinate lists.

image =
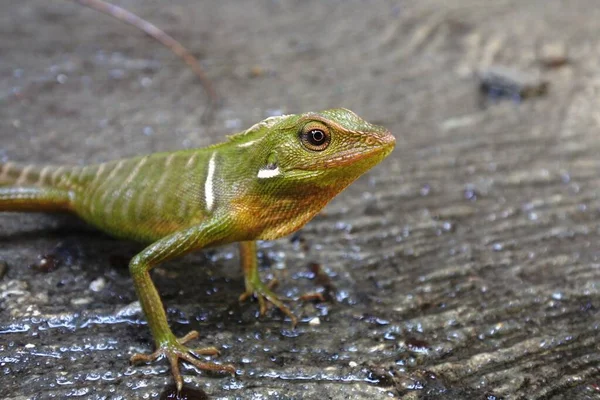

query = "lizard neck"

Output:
[[227, 176, 354, 241]]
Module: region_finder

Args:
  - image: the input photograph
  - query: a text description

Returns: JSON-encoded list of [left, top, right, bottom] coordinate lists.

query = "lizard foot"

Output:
[[130, 330, 236, 392], [239, 278, 298, 327]]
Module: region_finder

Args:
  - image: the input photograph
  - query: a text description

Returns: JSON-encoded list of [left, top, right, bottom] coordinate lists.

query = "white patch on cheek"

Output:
[[257, 167, 280, 179], [205, 152, 216, 211]]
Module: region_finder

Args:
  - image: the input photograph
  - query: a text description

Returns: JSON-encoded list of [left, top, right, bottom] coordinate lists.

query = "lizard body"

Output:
[[0, 108, 394, 390]]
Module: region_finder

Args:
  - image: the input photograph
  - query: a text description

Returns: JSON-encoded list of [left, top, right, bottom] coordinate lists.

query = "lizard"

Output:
[[0, 108, 395, 390]]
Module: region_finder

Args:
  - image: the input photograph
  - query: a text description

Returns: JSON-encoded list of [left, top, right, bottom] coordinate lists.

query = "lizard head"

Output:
[[228, 108, 395, 239], [250, 108, 395, 188]]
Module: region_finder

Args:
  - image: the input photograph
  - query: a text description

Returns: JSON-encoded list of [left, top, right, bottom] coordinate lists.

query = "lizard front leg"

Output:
[[128, 221, 235, 391]]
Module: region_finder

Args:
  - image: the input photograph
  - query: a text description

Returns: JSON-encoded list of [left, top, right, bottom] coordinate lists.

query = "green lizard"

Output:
[[0, 108, 395, 390]]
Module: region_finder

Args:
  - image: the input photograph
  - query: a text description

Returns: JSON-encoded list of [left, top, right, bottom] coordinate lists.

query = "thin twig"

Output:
[[69, 0, 219, 106]]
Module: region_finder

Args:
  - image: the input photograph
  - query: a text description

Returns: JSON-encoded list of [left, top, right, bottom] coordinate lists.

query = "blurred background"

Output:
[[1, 1, 599, 399]]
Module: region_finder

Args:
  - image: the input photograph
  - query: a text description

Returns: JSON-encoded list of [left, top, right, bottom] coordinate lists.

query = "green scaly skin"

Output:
[[0, 108, 395, 390]]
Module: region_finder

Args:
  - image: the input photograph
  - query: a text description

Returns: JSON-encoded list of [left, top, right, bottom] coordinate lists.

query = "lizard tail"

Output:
[[0, 161, 78, 189], [0, 162, 82, 212]]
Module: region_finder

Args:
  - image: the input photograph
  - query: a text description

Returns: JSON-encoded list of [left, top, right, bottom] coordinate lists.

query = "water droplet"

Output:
[[442, 221, 453, 231], [89, 277, 106, 292], [85, 372, 101, 381], [464, 187, 477, 201], [551, 292, 563, 300], [140, 76, 152, 87]]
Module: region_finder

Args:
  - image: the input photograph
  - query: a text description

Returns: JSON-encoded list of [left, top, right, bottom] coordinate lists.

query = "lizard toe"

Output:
[[130, 332, 234, 391]]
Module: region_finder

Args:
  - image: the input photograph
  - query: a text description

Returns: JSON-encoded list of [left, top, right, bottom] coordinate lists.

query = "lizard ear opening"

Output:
[[266, 152, 278, 170], [257, 152, 280, 179]]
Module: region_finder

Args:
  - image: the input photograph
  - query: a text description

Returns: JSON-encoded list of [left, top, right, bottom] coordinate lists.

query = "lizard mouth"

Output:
[[299, 130, 395, 171]]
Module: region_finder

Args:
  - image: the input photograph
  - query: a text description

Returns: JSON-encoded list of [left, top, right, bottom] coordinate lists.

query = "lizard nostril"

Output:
[[381, 131, 395, 146]]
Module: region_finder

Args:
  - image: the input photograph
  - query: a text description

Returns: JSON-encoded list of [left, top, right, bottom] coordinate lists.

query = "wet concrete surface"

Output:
[[1, 1, 600, 399]]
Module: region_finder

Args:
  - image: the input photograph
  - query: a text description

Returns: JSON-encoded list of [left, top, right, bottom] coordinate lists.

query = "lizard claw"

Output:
[[130, 331, 235, 392], [239, 278, 298, 327]]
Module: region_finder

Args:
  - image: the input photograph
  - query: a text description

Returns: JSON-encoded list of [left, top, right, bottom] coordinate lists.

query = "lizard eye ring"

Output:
[[300, 122, 331, 151]]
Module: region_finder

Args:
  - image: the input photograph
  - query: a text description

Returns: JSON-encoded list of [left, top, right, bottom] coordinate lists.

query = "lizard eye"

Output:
[[300, 122, 331, 151]]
